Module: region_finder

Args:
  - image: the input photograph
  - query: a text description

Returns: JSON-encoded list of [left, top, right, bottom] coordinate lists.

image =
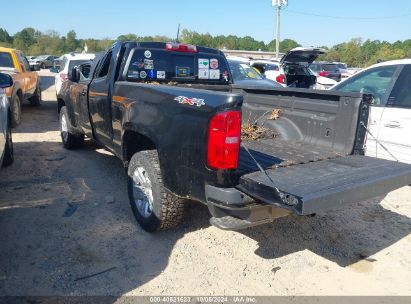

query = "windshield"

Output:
[[0, 52, 14, 68], [36, 55, 48, 60], [228, 60, 263, 81], [337, 63, 347, 69]]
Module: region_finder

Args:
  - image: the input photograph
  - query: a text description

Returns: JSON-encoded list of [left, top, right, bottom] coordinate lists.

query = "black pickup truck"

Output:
[[58, 41, 411, 232]]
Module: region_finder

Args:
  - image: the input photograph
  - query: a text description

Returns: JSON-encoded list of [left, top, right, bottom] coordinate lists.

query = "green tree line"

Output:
[[1, 27, 410, 67]]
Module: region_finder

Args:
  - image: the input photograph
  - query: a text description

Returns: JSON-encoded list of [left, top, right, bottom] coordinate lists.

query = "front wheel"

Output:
[[10, 94, 21, 128], [127, 150, 185, 232], [59, 106, 84, 149]]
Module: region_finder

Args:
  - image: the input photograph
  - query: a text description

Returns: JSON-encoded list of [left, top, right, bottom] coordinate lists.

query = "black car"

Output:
[[310, 62, 342, 82]]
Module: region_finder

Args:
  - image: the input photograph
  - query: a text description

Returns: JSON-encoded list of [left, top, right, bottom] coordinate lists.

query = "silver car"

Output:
[[0, 72, 14, 167]]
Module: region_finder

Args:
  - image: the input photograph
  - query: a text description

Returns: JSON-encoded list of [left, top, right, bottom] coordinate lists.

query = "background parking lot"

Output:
[[0, 70, 410, 296]]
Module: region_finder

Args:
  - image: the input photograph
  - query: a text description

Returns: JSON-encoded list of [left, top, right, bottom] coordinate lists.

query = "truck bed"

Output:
[[238, 139, 343, 174], [232, 87, 411, 217]]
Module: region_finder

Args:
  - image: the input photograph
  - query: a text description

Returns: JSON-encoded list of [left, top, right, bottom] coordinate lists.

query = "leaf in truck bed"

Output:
[[268, 109, 283, 120], [241, 123, 279, 141]]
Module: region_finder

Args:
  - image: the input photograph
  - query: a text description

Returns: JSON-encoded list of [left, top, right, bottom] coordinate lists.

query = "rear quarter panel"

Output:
[[112, 82, 243, 201]]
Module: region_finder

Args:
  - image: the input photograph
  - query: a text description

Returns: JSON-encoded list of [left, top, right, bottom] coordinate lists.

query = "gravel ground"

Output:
[[0, 70, 410, 297]]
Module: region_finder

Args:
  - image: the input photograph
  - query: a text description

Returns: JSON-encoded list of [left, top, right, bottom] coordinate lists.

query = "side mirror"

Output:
[[0, 73, 13, 89], [68, 67, 79, 82]]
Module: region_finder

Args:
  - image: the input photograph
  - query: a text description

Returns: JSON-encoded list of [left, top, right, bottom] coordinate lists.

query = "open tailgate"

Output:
[[237, 156, 411, 215]]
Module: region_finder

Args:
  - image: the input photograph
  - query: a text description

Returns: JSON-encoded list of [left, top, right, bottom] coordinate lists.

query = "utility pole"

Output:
[[272, 0, 288, 60]]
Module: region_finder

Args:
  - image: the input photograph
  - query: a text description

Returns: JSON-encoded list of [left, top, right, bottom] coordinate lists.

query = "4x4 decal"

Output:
[[174, 96, 205, 107]]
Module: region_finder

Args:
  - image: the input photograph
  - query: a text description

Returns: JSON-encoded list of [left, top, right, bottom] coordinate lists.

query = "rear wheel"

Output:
[[59, 106, 84, 149], [127, 150, 185, 232], [40, 63, 46, 69], [10, 94, 21, 128], [29, 82, 42, 106], [2, 114, 14, 167]]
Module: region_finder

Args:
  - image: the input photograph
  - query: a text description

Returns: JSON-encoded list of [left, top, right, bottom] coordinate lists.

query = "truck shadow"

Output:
[[239, 198, 411, 267], [0, 139, 209, 296]]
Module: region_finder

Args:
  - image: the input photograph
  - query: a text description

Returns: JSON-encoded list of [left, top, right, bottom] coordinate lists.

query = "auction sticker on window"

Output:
[[157, 71, 166, 79], [140, 71, 147, 79], [198, 68, 210, 79], [176, 66, 190, 77], [210, 69, 220, 80], [198, 58, 209, 69], [144, 59, 154, 70], [144, 50, 152, 58], [210, 58, 219, 69]]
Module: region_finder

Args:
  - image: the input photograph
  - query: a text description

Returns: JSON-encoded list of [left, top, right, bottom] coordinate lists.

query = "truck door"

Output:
[[377, 65, 411, 164], [88, 50, 115, 147]]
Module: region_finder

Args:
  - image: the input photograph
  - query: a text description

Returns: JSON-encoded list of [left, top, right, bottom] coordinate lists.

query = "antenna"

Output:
[[176, 24, 181, 42]]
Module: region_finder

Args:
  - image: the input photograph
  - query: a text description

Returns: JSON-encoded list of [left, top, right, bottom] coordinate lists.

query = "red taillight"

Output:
[[60, 73, 68, 82], [207, 111, 241, 170], [276, 74, 286, 84], [166, 42, 198, 53], [319, 71, 330, 77]]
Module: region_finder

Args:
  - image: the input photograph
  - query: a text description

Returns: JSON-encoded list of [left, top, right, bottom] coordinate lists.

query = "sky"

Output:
[[2, 0, 411, 47]]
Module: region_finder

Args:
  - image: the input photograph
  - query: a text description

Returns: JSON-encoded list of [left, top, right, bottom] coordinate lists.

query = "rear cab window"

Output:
[[124, 42, 231, 85]]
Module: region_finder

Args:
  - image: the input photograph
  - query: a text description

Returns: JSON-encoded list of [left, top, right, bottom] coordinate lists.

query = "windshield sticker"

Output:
[[144, 59, 154, 70], [210, 58, 219, 69], [147, 70, 156, 79], [140, 71, 147, 79], [198, 68, 210, 79], [198, 59, 209, 69], [144, 50, 152, 58], [157, 71, 166, 79], [210, 69, 220, 80], [176, 66, 190, 77], [174, 96, 205, 107]]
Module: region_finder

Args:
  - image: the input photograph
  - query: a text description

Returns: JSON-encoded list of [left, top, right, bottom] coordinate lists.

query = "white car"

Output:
[[331, 59, 411, 164], [249, 48, 337, 89], [0, 73, 14, 168], [55, 53, 95, 95]]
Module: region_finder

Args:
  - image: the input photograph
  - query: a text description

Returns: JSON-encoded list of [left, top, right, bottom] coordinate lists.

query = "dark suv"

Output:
[[310, 62, 342, 82]]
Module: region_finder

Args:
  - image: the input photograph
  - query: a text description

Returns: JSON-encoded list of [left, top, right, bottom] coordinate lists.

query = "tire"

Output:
[[40, 63, 46, 69], [2, 114, 14, 167], [10, 94, 21, 128], [127, 150, 185, 232], [59, 106, 84, 149], [29, 82, 42, 107]]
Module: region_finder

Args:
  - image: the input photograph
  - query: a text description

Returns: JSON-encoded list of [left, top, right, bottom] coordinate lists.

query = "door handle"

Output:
[[384, 121, 402, 128]]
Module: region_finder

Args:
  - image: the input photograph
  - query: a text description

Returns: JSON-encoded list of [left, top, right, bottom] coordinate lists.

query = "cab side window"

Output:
[[387, 65, 411, 109], [97, 51, 112, 78], [15, 52, 26, 72], [22, 57, 31, 71]]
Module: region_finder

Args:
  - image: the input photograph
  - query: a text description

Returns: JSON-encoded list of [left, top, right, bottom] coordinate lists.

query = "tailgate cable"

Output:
[[360, 121, 399, 162], [241, 142, 282, 196]]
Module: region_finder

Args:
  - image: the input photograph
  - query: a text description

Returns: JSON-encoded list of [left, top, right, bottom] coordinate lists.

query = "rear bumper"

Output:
[[205, 185, 292, 230]]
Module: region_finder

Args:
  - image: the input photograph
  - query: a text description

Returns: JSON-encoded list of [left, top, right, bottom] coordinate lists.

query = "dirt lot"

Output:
[[0, 70, 411, 297]]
